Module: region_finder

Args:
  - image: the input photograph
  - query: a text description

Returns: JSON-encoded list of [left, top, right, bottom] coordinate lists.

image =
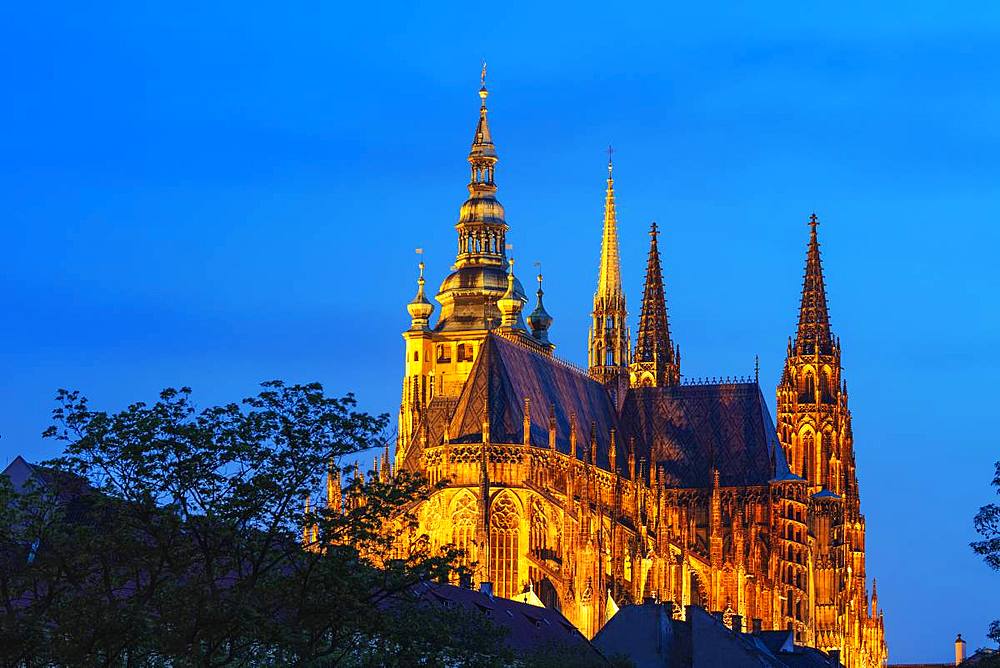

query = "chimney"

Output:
[[752, 618, 763, 633], [955, 634, 967, 666], [459, 571, 472, 589], [732, 615, 743, 633], [479, 582, 493, 599], [828, 649, 841, 667]]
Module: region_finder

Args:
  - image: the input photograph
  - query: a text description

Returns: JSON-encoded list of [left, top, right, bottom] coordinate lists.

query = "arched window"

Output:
[[490, 495, 520, 599], [802, 432, 815, 480], [803, 371, 815, 400], [412, 351, 419, 362], [451, 494, 477, 571]]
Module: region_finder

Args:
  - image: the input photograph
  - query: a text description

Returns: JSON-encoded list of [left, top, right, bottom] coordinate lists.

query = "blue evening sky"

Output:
[[1, 2, 997, 661]]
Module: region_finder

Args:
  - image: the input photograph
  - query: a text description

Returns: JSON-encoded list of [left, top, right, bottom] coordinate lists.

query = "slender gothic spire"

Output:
[[631, 222, 680, 387], [588, 150, 630, 395], [796, 213, 833, 354], [597, 151, 622, 299]]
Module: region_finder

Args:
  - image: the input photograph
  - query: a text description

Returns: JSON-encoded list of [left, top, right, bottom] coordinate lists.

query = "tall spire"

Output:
[[631, 222, 680, 387], [796, 213, 833, 355], [433, 69, 525, 332], [597, 148, 622, 299], [588, 149, 630, 397]]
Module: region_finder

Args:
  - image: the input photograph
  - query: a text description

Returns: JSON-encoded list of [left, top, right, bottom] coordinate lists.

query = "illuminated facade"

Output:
[[378, 79, 887, 666]]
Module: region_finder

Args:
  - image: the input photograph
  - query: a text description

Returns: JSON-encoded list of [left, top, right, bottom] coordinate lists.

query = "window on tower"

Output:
[[437, 345, 452, 363], [802, 371, 816, 402], [457, 343, 474, 363]]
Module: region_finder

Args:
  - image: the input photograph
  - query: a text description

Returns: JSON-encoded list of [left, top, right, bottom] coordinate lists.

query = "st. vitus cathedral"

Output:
[[385, 77, 887, 666]]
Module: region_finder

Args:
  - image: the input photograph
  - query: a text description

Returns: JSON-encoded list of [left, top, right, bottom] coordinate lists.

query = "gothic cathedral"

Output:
[[388, 79, 887, 667]]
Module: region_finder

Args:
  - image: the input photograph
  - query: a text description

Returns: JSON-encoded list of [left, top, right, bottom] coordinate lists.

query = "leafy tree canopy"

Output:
[[0, 382, 514, 667], [971, 460, 1000, 655]]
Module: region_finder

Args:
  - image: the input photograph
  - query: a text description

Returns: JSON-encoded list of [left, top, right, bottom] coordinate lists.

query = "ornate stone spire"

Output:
[[631, 222, 680, 387], [796, 213, 833, 355], [527, 269, 554, 346], [588, 150, 630, 395]]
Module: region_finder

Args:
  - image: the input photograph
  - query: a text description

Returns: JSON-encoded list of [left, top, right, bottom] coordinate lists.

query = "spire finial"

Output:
[[479, 60, 488, 105], [650, 220, 658, 237], [754, 354, 760, 384], [809, 212, 819, 232], [607, 145, 614, 177]]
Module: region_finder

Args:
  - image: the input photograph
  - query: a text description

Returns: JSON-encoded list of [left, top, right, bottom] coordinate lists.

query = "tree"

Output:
[[972, 459, 1000, 651], [1, 381, 512, 666]]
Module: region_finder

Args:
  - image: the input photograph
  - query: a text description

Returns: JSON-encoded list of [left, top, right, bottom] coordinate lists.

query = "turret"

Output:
[[406, 260, 434, 330], [497, 258, 526, 329]]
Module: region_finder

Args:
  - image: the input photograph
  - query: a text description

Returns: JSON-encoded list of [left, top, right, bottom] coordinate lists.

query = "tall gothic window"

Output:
[[490, 495, 520, 599], [529, 499, 548, 557], [451, 494, 477, 571], [803, 371, 815, 401], [802, 432, 815, 480]]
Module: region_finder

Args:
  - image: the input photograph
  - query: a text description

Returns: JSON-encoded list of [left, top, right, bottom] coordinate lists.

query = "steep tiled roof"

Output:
[[448, 334, 620, 469], [620, 382, 787, 488]]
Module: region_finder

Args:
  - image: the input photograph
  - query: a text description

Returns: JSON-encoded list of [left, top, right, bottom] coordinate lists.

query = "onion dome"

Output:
[[496, 258, 526, 329], [527, 271, 553, 344], [406, 261, 434, 330]]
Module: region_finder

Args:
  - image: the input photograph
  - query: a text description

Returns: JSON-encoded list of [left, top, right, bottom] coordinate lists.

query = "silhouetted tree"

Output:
[[0, 382, 511, 667], [972, 459, 1000, 653]]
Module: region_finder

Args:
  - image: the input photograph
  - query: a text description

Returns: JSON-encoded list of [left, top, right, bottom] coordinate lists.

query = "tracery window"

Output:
[[529, 499, 548, 556], [803, 371, 815, 400], [451, 494, 477, 571], [489, 495, 520, 599]]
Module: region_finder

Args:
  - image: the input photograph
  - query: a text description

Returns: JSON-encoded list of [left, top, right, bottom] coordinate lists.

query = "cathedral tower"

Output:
[[630, 222, 680, 387], [776, 214, 881, 666], [588, 154, 631, 398], [776, 214, 852, 494], [397, 74, 530, 469]]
